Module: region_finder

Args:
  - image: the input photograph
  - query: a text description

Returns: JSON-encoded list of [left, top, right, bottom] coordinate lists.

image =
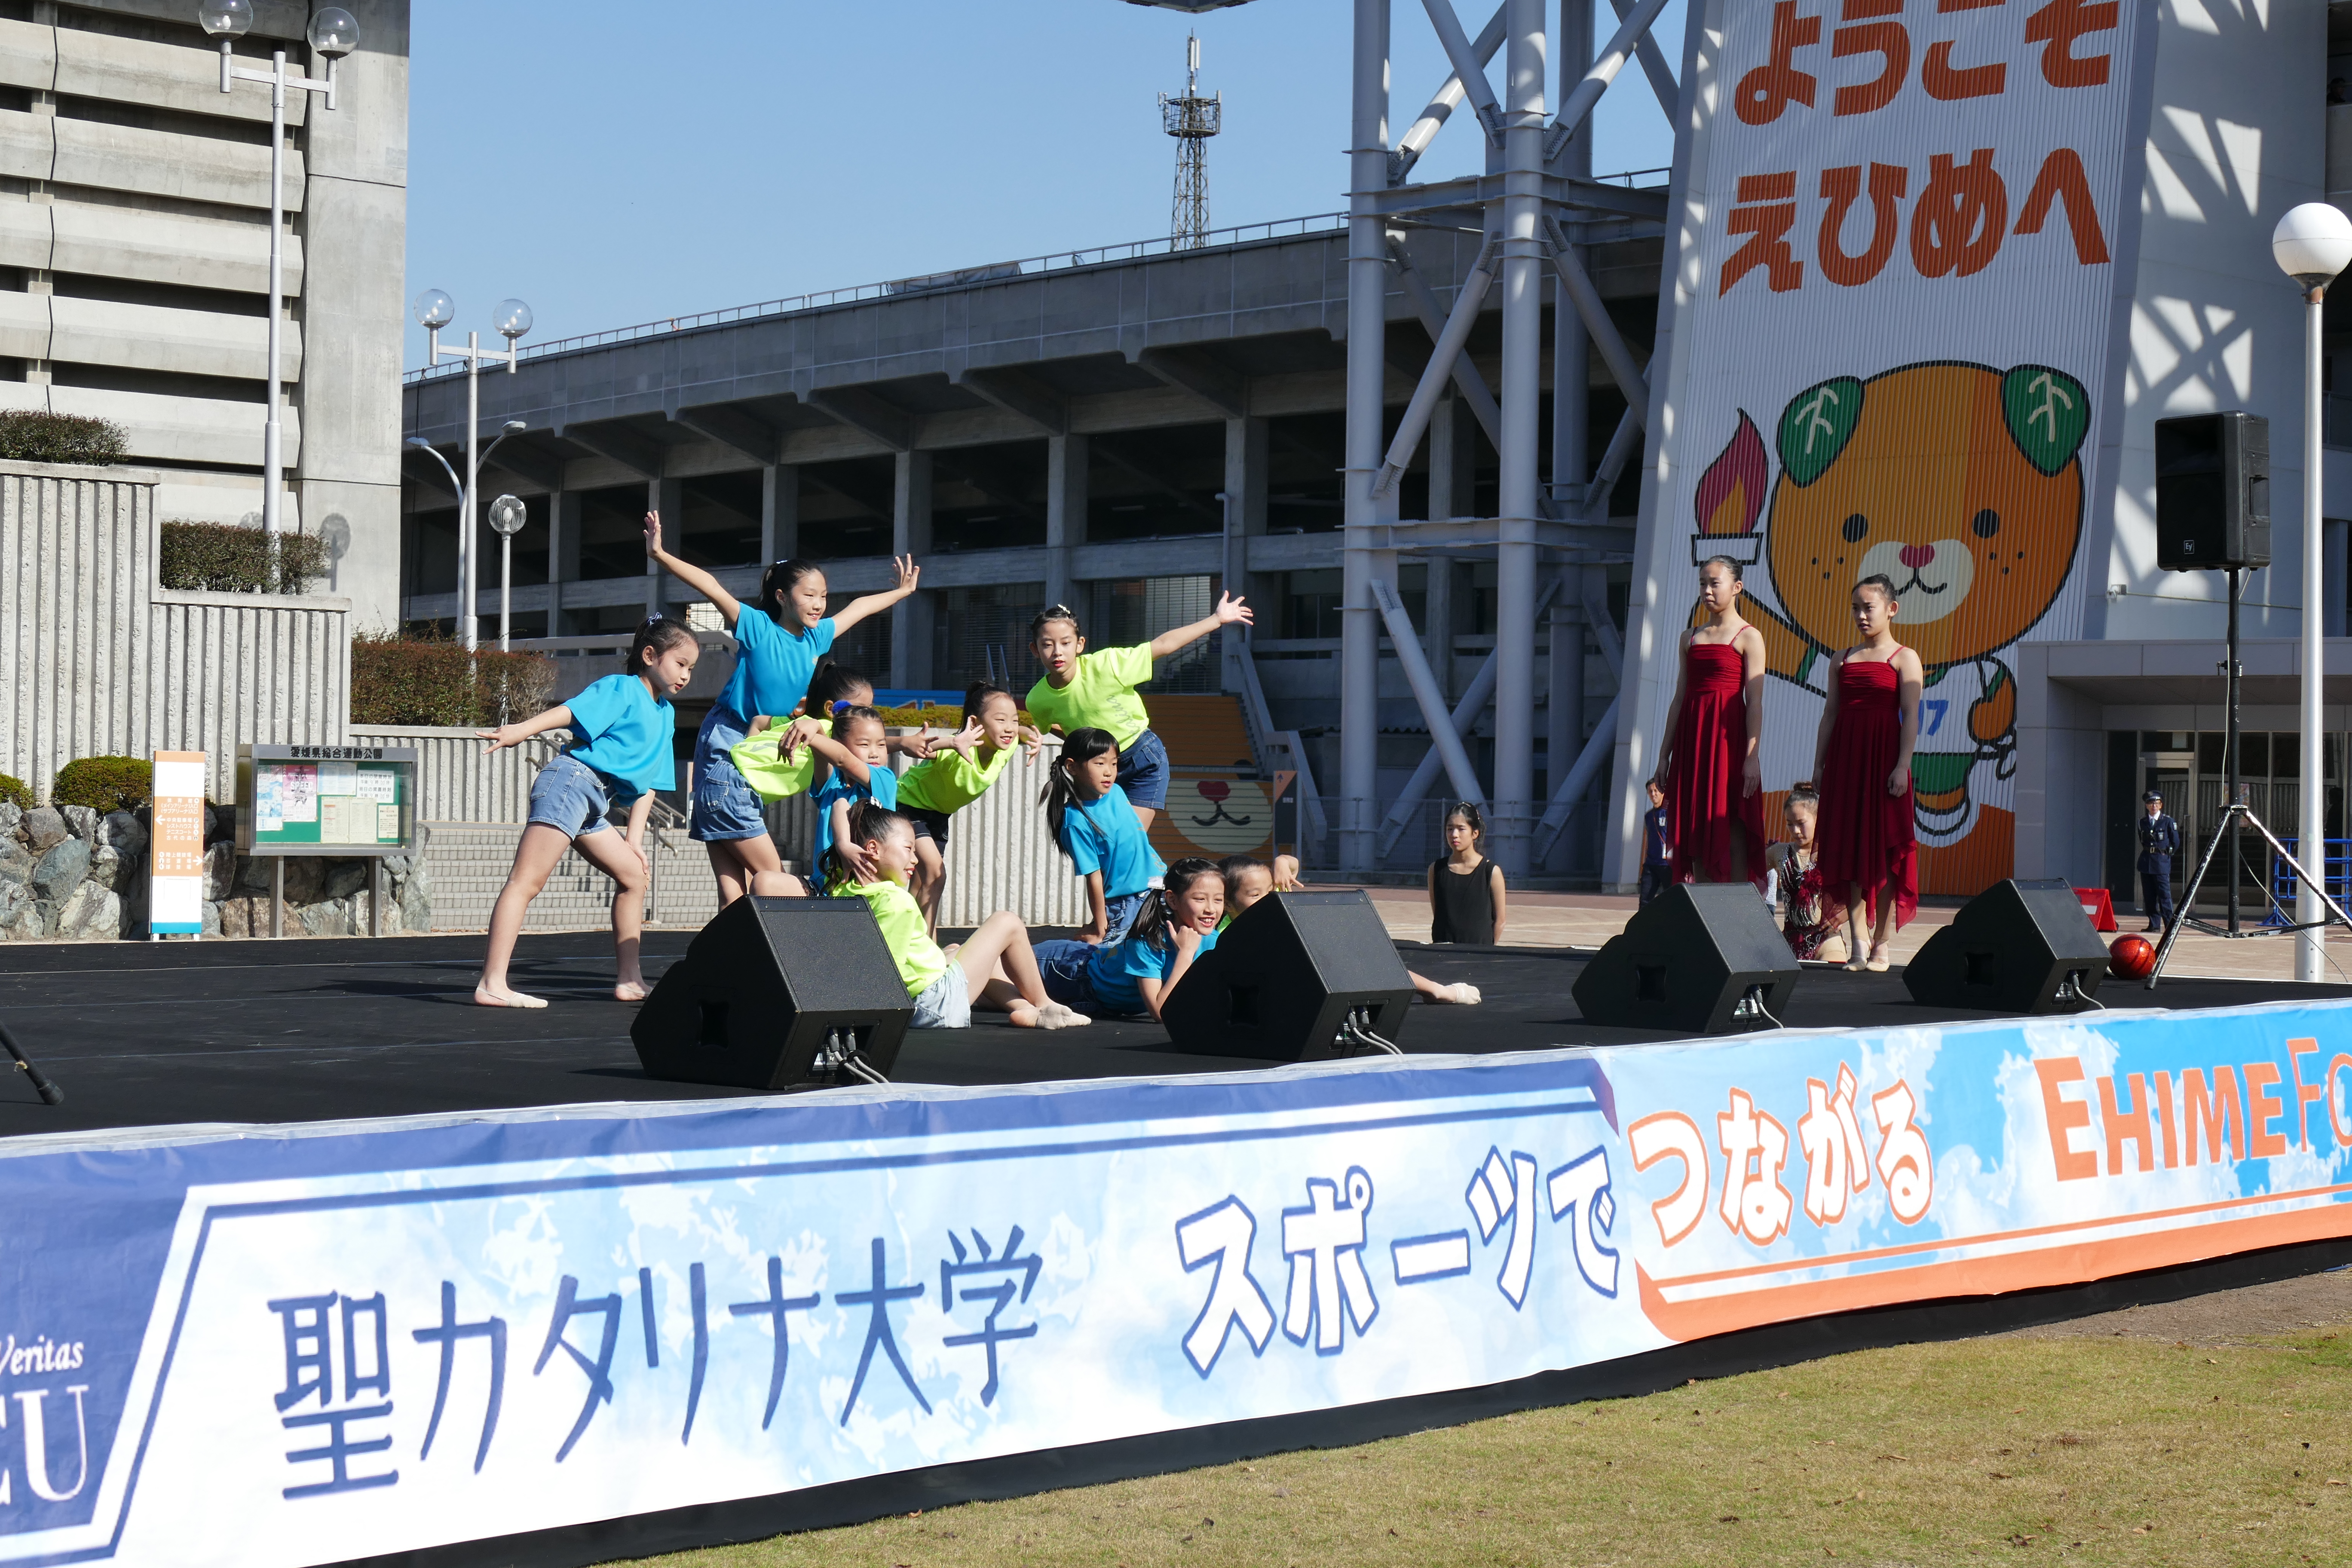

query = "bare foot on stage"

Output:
[[475, 983, 547, 1009], [614, 980, 649, 1002]]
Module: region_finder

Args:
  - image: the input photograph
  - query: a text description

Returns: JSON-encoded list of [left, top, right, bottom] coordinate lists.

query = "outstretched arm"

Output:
[[642, 512, 744, 626], [1147, 591, 1253, 661], [478, 704, 573, 753], [830, 556, 922, 634]]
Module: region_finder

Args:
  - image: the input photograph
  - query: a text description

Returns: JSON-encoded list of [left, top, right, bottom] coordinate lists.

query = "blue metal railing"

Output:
[[2263, 837, 2352, 924]]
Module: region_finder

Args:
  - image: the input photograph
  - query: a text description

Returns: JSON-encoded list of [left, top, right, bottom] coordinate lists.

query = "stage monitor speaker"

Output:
[[632, 895, 912, 1090], [1901, 878, 2108, 1014], [2156, 411, 2269, 570], [1571, 882, 1799, 1035], [1161, 890, 1415, 1061]]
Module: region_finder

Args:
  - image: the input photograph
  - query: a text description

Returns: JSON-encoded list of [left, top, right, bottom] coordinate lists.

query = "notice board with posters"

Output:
[[236, 744, 419, 856], [1619, 0, 2157, 896]]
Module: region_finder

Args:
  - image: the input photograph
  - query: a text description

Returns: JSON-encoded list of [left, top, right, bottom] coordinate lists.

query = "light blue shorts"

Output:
[[527, 753, 623, 839], [690, 703, 770, 842], [911, 962, 971, 1029]]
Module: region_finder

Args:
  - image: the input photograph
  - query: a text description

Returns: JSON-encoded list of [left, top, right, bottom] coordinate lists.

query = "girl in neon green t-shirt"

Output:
[[1024, 594, 1253, 830]]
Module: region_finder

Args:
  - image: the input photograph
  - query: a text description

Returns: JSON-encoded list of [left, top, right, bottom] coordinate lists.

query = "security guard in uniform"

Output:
[[2137, 789, 2182, 932]]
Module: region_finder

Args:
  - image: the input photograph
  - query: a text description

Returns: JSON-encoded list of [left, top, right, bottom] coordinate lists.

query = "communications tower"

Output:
[[1160, 34, 1220, 248]]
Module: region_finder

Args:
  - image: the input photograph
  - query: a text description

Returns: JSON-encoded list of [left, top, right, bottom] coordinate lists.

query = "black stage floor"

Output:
[[0, 931, 2344, 1140]]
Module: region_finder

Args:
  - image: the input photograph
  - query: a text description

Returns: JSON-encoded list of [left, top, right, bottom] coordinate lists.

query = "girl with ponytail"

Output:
[[641, 511, 918, 907], [1044, 727, 1164, 942], [473, 615, 698, 1008], [1031, 858, 1225, 1021]]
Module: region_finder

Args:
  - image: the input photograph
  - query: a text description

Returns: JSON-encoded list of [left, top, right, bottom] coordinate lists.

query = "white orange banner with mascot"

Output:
[[1624, 0, 2154, 893]]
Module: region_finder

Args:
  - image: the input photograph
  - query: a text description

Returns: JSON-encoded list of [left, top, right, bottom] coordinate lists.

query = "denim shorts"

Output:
[[1102, 888, 1148, 942], [690, 704, 770, 843], [1033, 938, 1114, 1015], [911, 962, 971, 1028], [527, 753, 622, 839], [1116, 726, 1170, 812]]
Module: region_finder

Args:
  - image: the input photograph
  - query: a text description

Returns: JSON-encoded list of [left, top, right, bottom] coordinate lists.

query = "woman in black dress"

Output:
[[1428, 802, 1507, 944]]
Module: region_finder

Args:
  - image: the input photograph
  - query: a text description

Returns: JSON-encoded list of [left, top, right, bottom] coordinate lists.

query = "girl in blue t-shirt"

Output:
[[1045, 728, 1166, 942], [1034, 857, 1223, 1020], [641, 511, 918, 906], [784, 703, 900, 888], [474, 616, 698, 1009]]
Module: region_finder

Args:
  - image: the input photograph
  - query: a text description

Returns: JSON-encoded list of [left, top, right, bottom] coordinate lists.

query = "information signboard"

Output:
[[235, 745, 418, 857], [147, 750, 207, 937]]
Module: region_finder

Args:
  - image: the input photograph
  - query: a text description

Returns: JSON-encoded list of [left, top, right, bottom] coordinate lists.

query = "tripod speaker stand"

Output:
[[2144, 796, 2352, 987]]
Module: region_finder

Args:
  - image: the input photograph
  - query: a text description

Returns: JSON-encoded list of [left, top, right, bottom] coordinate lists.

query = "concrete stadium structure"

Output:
[[399, 203, 1668, 876], [0, 0, 407, 628]]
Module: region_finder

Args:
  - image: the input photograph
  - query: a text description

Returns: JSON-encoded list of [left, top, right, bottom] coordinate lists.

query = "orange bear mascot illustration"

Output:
[[1691, 360, 2088, 888]]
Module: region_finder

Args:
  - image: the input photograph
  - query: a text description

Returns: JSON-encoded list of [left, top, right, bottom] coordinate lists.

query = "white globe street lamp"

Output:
[[2273, 202, 2352, 981], [413, 288, 534, 651], [199, 3, 358, 548]]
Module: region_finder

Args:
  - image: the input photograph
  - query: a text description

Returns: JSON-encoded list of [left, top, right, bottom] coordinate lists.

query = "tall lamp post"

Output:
[[198, 1, 358, 542], [403, 420, 526, 641], [2272, 202, 2352, 983], [488, 494, 527, 652], [413, 291, 533, 650]]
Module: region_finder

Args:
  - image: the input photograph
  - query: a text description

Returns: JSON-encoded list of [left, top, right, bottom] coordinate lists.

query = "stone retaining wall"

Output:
[[0, 800, 432, 940]]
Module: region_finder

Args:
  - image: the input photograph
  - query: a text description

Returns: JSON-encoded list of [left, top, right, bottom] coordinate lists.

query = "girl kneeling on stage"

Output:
[[1033, 858, 1223, 1022], [787, 804, 1087, 1030], [1046, 728, 1164, 943], [474, 616, 698, 1008]]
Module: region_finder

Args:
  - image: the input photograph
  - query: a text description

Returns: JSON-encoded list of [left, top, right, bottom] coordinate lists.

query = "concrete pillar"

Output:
[[892, 450, 934, 688], [1341, 0, 1394, 873], [648, 476, 683, 620], [1553, 0, 1593, 510], [1222, 415, 1268, 690], [763, 463, 798, 565], [1488, 0, 1548, 878], [1548, 590, 1582, 798], [1426, 397, 1479, 699], [547, 490, 582, 634], [1046, 434, 1086, 612], [1425, 557, 1457, 701]]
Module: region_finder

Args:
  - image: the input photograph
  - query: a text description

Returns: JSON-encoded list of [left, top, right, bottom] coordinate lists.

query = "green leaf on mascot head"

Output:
[[1775, 376, 1864, 487], [2000, 364, 2090, 477], [1909, 752, 1976, 796]]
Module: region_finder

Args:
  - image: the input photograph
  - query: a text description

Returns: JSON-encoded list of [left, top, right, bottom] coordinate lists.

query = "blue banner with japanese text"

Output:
[[3, 997, 2351, 1566]]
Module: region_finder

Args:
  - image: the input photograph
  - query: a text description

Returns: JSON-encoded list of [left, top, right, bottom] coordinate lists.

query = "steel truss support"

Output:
[[1338, 0, 1665, 877]]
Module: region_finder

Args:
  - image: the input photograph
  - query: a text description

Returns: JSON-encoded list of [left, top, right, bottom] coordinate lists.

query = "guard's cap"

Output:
[[2143, 790, 2165, 803]]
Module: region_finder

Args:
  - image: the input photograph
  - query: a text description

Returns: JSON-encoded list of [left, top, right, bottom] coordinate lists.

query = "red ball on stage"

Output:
[[2108, 934, 2156, 981]]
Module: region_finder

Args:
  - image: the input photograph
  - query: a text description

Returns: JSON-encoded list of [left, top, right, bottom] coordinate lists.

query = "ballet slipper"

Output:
[[1867, 943, 1891, 973], [1818, 934, 1849, 965], [475, 983, 548, 1009], [1036, 1001, 1091, 1030], [1005, 1001, 1040, 1029], [613, 979, 649, 1002], [1437, 983, 1482, 1005]]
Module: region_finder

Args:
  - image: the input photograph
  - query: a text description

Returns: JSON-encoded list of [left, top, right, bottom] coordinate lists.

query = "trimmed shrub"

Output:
[[0, 774, 29, 811], [0, 410, 127, 466], [52, 756, 152, 813], [159, 520, 331, 594], [351, 633, 557, 727]]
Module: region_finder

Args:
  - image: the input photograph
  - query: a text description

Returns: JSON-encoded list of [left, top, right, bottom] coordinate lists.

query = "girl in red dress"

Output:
[[1650, 555, 1767, 888], [1810, 574, 1922, 972]]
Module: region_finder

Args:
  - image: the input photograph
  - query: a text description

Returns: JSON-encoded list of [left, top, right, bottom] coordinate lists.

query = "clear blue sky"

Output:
[[403, 0, 1682, 370]]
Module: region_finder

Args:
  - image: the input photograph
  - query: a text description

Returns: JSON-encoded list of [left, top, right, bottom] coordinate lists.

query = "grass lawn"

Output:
[[631, 1276, 2352, 1568]]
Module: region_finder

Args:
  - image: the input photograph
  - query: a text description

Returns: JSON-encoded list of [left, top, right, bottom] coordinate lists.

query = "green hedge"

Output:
[[0, 774, 28, 812], [159, 520, 330, 594], [351, 633, 557, 727], [52, 756, 150, 813], [0, 410, 126, 466]]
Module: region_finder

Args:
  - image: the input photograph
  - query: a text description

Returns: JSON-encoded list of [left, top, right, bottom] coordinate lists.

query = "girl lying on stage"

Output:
[[473, 615, 697, 1008], [768, 803, 1086, 1030], [1032, 857, 1224, 1022]]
